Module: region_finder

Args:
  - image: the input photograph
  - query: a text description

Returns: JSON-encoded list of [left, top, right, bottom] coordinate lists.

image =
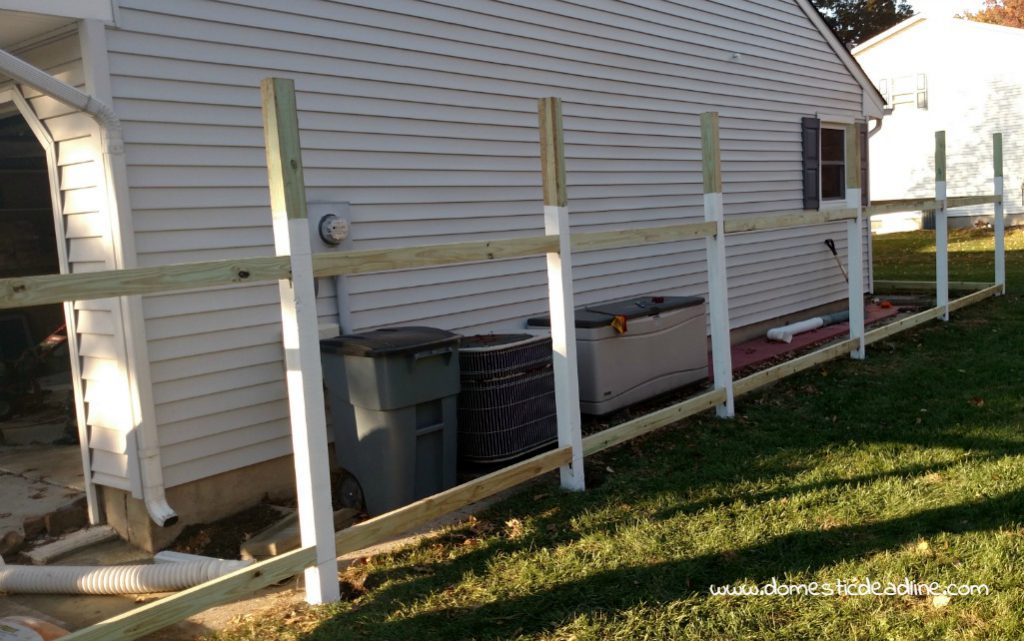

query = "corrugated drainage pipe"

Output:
[[0, 557, 252, 595], [0, 46, 176, 527]]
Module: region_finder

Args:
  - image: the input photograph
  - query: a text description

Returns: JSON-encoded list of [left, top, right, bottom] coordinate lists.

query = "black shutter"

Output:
[[859, 121, 869, 206], [801, 117, 820, 210]]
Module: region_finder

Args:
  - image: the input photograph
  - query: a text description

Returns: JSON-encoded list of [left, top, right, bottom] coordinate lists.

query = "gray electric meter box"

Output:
[[321, 327, 460, 515], [528, 295, 707, 415]]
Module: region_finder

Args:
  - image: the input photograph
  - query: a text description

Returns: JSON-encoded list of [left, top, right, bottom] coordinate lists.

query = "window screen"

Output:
[[821, 128, 845, 201]]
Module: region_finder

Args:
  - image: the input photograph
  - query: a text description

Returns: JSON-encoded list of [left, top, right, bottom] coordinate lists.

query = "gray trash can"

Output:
[[321, 327, 460, 515]]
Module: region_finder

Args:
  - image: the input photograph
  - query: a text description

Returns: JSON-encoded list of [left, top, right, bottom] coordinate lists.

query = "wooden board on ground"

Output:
[[581, 388, 726, 455], [241, 508, 361, 561], [60, 546, 317, 641], [334, 447, 570, 555], [873, 280, 992, 292], [733, 338, 860, 397]]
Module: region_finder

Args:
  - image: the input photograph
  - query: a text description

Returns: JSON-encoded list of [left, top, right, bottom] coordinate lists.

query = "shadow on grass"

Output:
[[301, 296, 1024, 640], [308, 487, 1024, 641]]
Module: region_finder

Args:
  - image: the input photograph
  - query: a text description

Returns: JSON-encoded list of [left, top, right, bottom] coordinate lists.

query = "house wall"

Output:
[[103, 0, 872, 489], [3, 28, 139, 493], [856, 18, 1024, 232]]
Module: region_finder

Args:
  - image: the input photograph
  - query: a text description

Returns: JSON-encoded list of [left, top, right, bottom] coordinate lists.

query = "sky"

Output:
[[909, 0, 989, 17]]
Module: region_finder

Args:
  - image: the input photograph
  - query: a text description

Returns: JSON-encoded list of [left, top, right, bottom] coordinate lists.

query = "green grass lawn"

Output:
[[217, 231, 1024, 641], [873, 227, 1024, 291]]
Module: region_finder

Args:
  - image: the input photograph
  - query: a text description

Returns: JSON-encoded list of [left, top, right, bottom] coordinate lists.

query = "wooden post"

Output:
[[700, 112, 735, 417], [993, 132, 1006, 295], [845, 124, 865, 359], [261, 77, 340, 604], [935, 131, 949, 320], [538, 97, 585, 492]]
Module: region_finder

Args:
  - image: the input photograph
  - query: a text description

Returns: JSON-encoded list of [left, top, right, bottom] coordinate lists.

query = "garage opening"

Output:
[[0, 107, 88, 556]]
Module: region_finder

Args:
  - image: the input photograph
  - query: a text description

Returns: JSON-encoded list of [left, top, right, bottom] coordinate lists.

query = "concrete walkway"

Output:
[[0, 445, 86, 555]]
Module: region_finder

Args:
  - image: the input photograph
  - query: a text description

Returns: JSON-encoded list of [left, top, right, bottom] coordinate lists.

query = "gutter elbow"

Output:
[[145, 494, 179, 528]]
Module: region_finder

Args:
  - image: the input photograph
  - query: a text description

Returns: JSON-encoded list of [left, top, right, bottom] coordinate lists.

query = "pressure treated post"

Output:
[[993, 133, 1006, 294], [700, 112, 735, 417], [261, 78, 340, 604], [935, 131, 949, 320], [538, 97, 585, 491], [845, 124, 865, 359]]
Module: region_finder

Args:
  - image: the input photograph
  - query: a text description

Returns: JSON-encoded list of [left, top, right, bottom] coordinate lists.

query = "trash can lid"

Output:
[[526, 295, 704, 328], [321, 326, 459, 357]]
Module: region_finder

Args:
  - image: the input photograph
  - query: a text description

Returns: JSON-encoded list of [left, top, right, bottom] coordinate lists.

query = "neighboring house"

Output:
[[0, 0, 883, 550], [854, 14, 1023, 234]]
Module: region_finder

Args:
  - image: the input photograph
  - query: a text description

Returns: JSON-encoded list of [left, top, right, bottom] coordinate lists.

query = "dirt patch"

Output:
[[168, 503, 284, 559]]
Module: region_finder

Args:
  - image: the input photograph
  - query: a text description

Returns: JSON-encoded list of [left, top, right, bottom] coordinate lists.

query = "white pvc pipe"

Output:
[[0, 559, 251, 595], [767, 317, 824, 343]]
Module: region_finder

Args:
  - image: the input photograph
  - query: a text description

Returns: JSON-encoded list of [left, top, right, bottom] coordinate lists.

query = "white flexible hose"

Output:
[[0, 558, 251, 595]]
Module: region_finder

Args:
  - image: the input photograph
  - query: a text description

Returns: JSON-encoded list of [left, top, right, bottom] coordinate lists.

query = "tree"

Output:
[[962, 0, 1024, 28], [811, 0, 915, 47]]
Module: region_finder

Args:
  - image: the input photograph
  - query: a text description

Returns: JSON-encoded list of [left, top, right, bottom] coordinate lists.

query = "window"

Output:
[[877, 73, 927, 111], [820, 127, 846, 201], [801, 117, 868, 210]]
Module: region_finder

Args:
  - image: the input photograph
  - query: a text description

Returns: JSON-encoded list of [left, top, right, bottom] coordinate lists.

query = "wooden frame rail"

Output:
[[723, 208, 857, 234], [864, 194, 1001, 217], [0, 223, 722, 311], [873, 280, 993, 292], [50, 98, 1008, 641]]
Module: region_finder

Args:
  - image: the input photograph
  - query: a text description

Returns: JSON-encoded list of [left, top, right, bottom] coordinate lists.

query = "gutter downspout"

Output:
[[864, 110, 890, 294], [0, 47, 178, 527]]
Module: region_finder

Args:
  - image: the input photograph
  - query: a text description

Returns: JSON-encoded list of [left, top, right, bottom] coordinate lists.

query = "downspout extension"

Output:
[[0, 47, 177, 527]]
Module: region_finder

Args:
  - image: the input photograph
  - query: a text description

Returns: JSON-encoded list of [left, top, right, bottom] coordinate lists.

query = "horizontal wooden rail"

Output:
[[0, 256, 291, 310], [864, 198, 938, 216], [864, 305, 945, 344], [312, 235, 559, 278], [0, 207, 900, 310], [733, 338, 860, 397], [947, 194, 1001, 209], [571, 221, 716, 252], [723, 208, 858, 234], [582, 388, 726, 455], [0, 221, 718, 310], [61, 546, 317, 641], [335, 446, 571, 554], [948, 283, 1001, 312], [874, 280, 993, 292], [864, 194, 1001, 217]]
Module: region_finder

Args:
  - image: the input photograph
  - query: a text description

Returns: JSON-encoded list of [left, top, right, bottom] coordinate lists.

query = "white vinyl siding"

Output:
[[8, 31, 136, 492], [104, 0, 869, 487], [857, 17, 1024, 230]]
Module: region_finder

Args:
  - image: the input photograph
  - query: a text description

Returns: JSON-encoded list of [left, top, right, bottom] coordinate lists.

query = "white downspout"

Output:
[[0, 47, 178, 526]]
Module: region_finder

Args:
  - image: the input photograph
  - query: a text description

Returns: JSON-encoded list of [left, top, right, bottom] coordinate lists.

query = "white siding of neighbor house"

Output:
[[6, 30, 138, 492], [103, 0, 873, 488], [856, 17, 1024, 233]]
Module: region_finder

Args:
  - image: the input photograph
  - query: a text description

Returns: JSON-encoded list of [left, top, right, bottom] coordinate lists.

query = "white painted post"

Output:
[[993, 133, 1006, 295], [261, 78, 340, 604], [538, 97, 585, 491], [845, 124, 865, 359], [700, 112, 735, 418], [935, 131, 949, 320]]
